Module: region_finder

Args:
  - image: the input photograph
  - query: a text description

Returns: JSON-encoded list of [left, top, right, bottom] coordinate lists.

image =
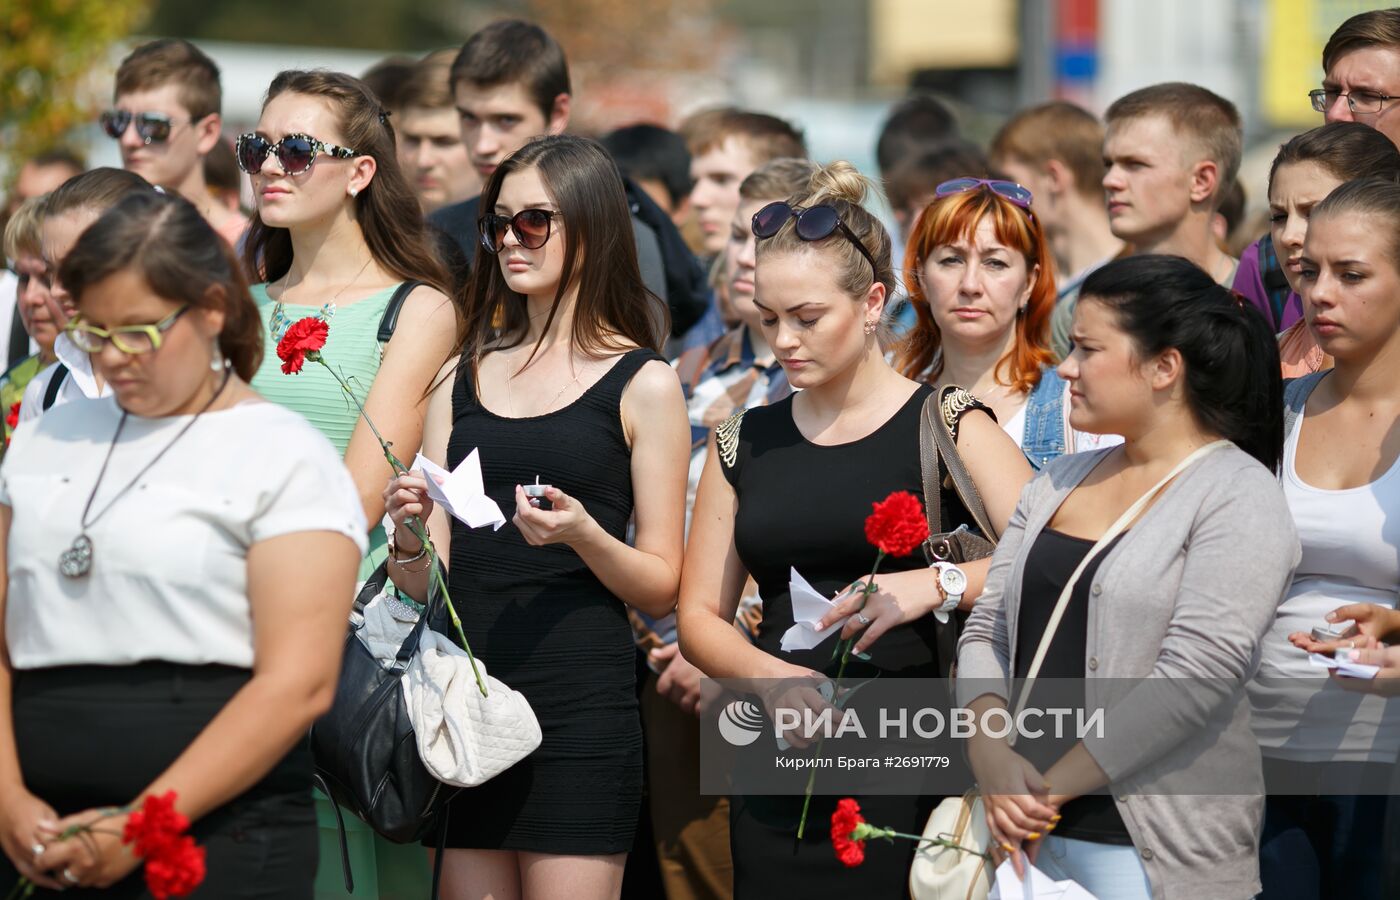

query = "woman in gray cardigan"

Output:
[[957, 255, 1301, 899]]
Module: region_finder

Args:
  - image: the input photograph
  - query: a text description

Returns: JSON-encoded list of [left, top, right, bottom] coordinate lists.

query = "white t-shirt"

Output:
[[17, 333, 109, 427], [1, 396, 368, 670], [1249, 410, 1400, 762]]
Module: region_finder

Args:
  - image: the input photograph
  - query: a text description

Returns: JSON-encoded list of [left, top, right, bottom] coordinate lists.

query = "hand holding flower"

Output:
[[383, 471, 436, 548], [819, 569, 940, 655], [33, 808, 139, 890], [0, 785, 63, 891]]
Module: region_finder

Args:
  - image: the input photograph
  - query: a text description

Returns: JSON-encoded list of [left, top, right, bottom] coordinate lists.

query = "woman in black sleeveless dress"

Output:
[[677, 162, 1030, 898], [382, 136, 689, 899]]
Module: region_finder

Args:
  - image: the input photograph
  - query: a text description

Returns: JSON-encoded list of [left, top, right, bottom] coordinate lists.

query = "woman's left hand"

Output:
[[513, 485, 597, 548], [33, 808, 139, 890], [816, 570, 940, 655]]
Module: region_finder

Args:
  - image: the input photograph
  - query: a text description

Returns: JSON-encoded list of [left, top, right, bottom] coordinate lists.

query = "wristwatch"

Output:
[[931, 562, 966, 623]]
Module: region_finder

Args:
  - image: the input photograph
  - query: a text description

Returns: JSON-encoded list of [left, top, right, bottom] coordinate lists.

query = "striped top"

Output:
[[250, 282, 398, 577]]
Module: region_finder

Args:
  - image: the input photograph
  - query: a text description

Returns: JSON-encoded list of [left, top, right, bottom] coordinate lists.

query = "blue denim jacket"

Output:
[[1021, 366, 1068, 470]]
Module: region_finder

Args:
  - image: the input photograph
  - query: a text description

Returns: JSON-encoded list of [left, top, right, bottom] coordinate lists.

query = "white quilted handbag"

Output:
[[401, 630, 542, 787], [909, 791, 994, 900]]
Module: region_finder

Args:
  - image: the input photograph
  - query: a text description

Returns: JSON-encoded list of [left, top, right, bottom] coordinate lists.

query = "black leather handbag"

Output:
[[310, 561, 456, 891]]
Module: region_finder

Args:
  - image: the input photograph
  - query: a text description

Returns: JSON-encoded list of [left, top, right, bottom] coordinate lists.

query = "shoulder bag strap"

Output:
[[1007, 440, 1231, 736], [377, 280, 425, 345], [918, 396, 943, 536], [42, 364, 69, 411]]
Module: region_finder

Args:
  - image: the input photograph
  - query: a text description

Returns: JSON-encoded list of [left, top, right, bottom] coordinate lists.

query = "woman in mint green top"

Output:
[[251, 283, 409, 577], [238, 69, 460, 899]]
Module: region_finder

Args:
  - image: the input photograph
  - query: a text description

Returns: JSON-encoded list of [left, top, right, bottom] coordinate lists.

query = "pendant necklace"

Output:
[[267, 257, 373, 342], [59, 369, 231, 579]]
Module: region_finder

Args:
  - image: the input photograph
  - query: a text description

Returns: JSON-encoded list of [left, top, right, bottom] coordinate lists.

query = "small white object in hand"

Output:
[[1309, 651, 1381, 680], [988, 857, 1099, 900], [778, 567, 855, 652], [413, 449, 507, 531]]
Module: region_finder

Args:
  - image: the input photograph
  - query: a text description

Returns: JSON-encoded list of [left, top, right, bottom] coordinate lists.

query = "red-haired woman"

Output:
[[898, 178, 1117, 467]]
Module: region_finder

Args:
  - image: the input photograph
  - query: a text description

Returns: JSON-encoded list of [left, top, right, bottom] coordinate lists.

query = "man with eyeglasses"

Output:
[[104, 40, 247, 247], [1313, 9, 1400, 148]]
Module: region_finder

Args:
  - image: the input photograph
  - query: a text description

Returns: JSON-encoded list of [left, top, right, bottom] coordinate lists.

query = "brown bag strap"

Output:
[[920, 389, 998, 541]]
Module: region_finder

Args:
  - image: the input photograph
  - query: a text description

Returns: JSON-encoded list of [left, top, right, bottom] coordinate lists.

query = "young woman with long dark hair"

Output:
[[958, 255, 1299, 899], [239, 69, 459, 579], [383, 134, 688, 900]]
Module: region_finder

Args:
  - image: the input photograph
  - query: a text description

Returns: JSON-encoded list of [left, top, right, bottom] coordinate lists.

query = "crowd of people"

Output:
[[1, 6, 1400, 900]]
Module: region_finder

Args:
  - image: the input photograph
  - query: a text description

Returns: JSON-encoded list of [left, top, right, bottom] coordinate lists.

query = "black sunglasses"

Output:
[[477, 209, 559, 254], [100, 110, 184, 145], [235, 133, 358, 176], [751, 202, 878, 281]]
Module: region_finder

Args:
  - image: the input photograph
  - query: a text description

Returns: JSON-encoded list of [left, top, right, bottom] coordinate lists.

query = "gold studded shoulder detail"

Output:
[[716, 409, 746, 469]]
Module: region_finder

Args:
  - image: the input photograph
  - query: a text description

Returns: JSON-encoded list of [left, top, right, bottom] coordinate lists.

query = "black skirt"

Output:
[[1, 662, 317, 899]]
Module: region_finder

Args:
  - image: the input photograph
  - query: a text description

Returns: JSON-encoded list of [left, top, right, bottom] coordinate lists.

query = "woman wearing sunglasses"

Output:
[[239, 70, 458, 576], [898, 178, 1118, 469], [238, 69, 459, 897], [0, 191, 365, 896], [676, 162, 1030, 898], [380, 134, 686, 900]]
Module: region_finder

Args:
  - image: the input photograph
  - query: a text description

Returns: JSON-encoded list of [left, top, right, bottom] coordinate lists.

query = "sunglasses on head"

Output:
[[750, 201, 878, 281], [477, 209, 559, 254], [235, 133, 358, 176], [100, 110, 184, 145], [934, 177, 1035, 211]]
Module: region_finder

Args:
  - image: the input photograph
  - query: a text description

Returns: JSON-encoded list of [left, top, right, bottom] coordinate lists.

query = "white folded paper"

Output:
[[988, 858, 1098, 900], [1309, 651, 1380, 680], [413, 450, 507, 531], [778, 567, 852, 652]]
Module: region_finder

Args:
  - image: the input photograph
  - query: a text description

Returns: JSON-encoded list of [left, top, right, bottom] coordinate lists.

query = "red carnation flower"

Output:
[[831, 798, 867, 867], [123, 791, 206, 898], [143, 835, 206, 900], [864, 490, 929, 558], [122, 791, 189, 859], [276, 317, 329, 374], [5, 401, 19, 430]]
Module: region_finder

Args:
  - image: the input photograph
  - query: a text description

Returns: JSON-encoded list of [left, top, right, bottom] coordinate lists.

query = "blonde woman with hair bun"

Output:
[[677, 161, 1029, 897]]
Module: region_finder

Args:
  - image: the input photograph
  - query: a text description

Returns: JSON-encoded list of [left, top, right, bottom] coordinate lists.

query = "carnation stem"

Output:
[[313, 357, 487, 696], [796, 551, 885, 839]]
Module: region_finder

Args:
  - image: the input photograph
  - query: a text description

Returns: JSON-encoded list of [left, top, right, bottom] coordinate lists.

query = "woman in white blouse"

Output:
[[0, 192, 365, 896]]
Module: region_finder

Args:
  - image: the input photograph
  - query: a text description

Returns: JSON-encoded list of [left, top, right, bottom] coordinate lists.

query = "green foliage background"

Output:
[[1, 0, 153, 178]]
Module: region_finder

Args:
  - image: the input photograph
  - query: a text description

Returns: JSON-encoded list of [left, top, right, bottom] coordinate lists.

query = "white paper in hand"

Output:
[[778, 567, 852, 652], [988, 857, 1098, 900], [1309, 651, 1381, 680], [413, 450, 507, 531]]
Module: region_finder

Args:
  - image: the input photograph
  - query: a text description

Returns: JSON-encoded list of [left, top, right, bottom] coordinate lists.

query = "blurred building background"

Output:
[[2, 0, 1390, 217]]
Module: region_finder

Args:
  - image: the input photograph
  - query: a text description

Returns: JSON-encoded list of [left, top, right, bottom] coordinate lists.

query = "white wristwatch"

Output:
[[931, 562, 966, 623]]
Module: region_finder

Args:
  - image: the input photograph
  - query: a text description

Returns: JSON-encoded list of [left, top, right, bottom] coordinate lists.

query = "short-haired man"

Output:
[[1102, 82, 1242, 287], [107, 39, 246, 245], [683, 107, 806, 257], [1315, 7, 1400, 148], [992, 102, 1124, 359], [875, 93, 959, 178], [398, 49, 480, 215], [430, 20, 708, 338], [602, 124, 692, 226]]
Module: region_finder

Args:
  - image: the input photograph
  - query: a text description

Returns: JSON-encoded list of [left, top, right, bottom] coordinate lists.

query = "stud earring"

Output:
[[863, 320, 878, 335], [348, 187, 359, 198], [210, 343, 224, 372]]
